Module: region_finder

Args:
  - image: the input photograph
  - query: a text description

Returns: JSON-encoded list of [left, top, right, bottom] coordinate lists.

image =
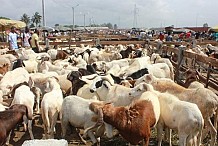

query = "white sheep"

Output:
[[10, 78, 35, 140], [41, 77, 63, 139], [150, 53, 174, 80], [0, 67, 30, 97], [61, 95, 113, 145], [135, 74, 218, 146]]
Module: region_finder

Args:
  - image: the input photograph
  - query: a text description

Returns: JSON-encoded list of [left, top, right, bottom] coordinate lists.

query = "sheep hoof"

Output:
[[92, 142, 100, 146]]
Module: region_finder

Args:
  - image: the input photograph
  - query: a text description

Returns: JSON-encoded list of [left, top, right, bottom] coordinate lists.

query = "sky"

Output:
[[1, 0, 218, 29]]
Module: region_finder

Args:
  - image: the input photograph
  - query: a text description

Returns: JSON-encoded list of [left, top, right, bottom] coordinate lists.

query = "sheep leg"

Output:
[[178, 133, 187, 146], [206, 118, 217, 146], [35, 97, 40, 114], [41, 110, 49, 139], [168, 128, 172, 146], [5, 131, 12, 145], [61, 120, 69, 138], [197, 122, 203, 146], [28, 120, 34, 139], [157, 122, 164, 146], [87, 130, 98, 145], [75, 128, 87, 145], [49, 111, 59, 139], [83, 109, 104, 136], [142, 124, 151, 146], [214, 109, 218, 130]]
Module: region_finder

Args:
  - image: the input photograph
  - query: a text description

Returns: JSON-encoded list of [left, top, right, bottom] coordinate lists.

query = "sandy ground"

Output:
[[7, 112, 176, 146], [7, 113, 215, 146]]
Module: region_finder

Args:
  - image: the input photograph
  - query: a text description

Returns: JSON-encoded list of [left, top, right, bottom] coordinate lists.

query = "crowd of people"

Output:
[[7, 26, 40, 53]]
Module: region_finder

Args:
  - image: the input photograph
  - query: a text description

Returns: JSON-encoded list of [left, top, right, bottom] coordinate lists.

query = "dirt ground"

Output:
[[7, 112, 215, 146], [6, 107, 176, 146], [3, 96, 216, 146]]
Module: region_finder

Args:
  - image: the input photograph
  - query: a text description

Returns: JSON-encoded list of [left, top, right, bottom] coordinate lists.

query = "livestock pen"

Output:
[[1, 35, 218, 146]]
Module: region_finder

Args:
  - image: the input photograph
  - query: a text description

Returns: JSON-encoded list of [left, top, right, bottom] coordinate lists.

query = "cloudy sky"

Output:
[[1, 0, 218, 28]]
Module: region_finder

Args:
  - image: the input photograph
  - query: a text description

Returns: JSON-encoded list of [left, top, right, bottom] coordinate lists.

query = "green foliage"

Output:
[[20, 13, 30, 26], [0, 17, 10, 20], [114, 24, 118, 29], [29, 23, 35, 28], [31, 12, 42, 27], [100, 23, 113, 29]]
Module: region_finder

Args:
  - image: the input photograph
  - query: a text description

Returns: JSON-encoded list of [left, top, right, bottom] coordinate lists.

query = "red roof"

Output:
[[184, 27, 210, 32]]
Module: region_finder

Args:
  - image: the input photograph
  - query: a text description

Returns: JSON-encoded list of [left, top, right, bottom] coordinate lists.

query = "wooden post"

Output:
[[69, 30, 72, 49], [96, 38, 100, 46], [45, 37, 49, 49], [205, 63, 212, 88], [175, 45, 185, 83]]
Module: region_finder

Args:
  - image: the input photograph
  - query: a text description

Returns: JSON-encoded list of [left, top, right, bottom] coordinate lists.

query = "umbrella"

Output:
[[210, 25, 218, 32], [54, 26, 71, 32]]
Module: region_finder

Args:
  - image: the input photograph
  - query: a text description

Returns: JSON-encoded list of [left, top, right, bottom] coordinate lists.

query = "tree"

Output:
[[55, 24, 59, 27], [203, 23, 208, 27], [29, 23, 35, 28], [20, 13, 30, 26], [31, 12, 42, 27], [101, 23, 113, 29], [0, 17, 10, 20], [114, 24, 118, 29]]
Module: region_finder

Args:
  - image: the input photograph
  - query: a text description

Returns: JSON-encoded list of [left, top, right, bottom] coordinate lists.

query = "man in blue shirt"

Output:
[[8, 26, 18, 50]]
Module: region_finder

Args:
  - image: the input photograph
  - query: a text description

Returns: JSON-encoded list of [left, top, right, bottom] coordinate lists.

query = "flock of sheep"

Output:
[[0, 42, 217, 146]]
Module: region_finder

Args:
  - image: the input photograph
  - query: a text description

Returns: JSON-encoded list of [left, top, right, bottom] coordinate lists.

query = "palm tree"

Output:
[[20, 13, 30, 26], [31, 12, 42, 27]]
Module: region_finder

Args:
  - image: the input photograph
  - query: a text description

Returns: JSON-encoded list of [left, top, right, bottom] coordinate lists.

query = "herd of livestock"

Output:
[[0, 42, 217, 146]]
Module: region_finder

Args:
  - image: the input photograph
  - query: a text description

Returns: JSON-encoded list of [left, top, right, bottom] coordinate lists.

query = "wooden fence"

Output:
[[1, 38, 218, 91]]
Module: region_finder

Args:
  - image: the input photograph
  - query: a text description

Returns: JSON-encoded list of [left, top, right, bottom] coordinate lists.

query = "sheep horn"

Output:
[[86, 75, 98, 80], [101, 76, 114, 86]]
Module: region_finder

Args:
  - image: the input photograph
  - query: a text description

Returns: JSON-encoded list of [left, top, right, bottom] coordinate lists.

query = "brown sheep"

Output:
[[89, 99, 156, 146], [0, 104, 32, 146]]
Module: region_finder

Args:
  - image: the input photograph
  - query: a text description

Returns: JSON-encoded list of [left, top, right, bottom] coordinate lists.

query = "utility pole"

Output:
[[42, 0, 45, 26], [84, 14, 86, 29], [72, 4, 79, 30], [118, 16, 120, 29]]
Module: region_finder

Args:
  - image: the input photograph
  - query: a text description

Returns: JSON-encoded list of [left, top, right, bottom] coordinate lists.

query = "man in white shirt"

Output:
[[8, 26, 18, 50], [21, 26, 31, 49]]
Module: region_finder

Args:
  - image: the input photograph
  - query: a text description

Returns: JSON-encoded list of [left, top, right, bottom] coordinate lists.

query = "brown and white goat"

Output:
[[89, 99, 157, 146], [0, 104, 32, 146]]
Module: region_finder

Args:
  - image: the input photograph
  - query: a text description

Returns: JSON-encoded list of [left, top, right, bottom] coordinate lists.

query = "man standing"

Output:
[[30, 29, 40, 53], [8, 26, 18, 50], [21, 26, 31, 49]]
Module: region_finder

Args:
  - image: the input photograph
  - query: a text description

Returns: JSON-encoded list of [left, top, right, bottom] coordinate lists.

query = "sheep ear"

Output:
[[22, 61, 26, 67], [28, 77, 34, 88], [6, 85, 13, 90], [36, 56, 42, 60], [142, 83, 148, 91], [145, 74, 153, 83], [52, 76, 59, 82], [78, 71, 82, 78]]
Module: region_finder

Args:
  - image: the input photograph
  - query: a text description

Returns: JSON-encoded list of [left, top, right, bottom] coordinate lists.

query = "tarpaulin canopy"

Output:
[[210, 25, 218, 32], [0, 19, 26, 30]]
